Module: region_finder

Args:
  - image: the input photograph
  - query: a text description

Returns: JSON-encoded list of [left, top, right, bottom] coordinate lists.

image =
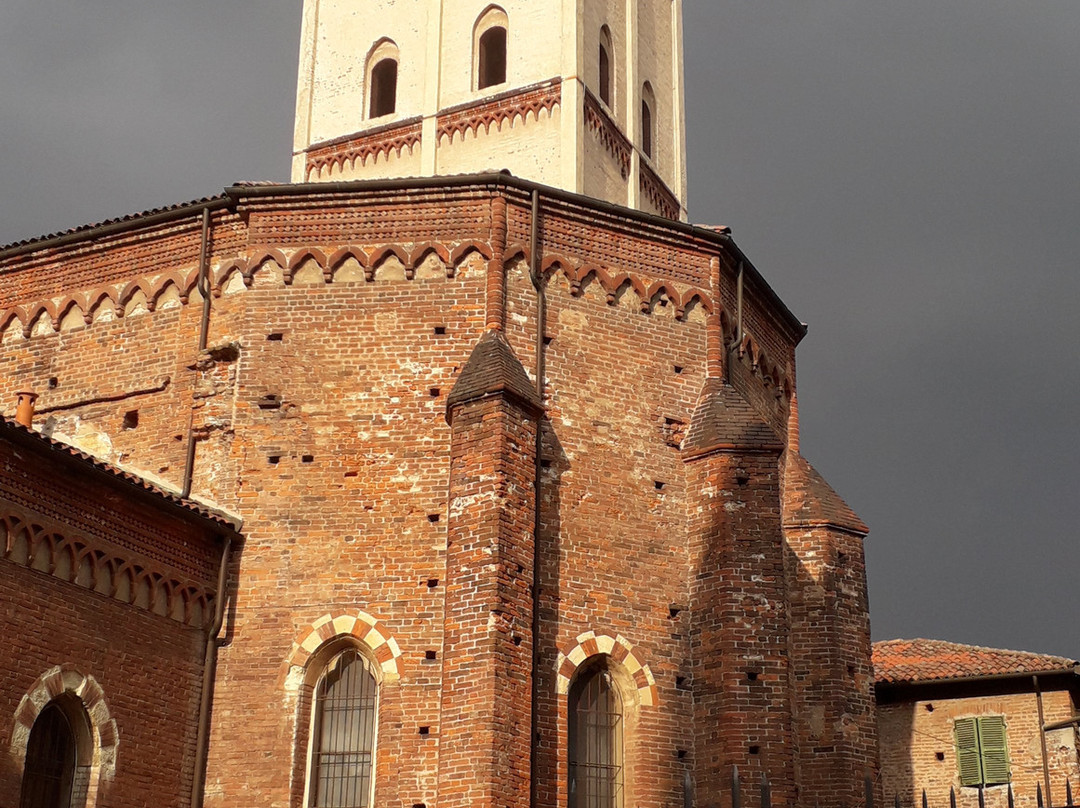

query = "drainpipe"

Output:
[[528, 188, 546, 808], [727, 262, 744, 382], [15, 391, 38, 428], [1034, 674, 1052, 805], [182, 208, 213, 499], [191, 535, 232, 808]]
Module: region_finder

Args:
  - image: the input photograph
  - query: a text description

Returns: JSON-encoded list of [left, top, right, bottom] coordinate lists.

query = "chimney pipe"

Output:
[[15, 391, 38, 428]]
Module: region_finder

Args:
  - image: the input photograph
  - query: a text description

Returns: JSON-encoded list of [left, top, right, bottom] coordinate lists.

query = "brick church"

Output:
[[0, 1, 878, 807]]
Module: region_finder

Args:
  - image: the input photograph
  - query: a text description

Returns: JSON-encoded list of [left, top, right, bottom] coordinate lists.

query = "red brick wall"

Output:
[[0, 437, 222, 808], [0, 181, 874, 807]]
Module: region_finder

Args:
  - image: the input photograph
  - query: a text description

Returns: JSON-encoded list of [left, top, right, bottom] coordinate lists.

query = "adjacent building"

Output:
[[875, 639, 1080, 808]]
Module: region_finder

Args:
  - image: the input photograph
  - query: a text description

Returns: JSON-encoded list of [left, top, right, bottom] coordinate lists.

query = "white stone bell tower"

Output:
[[292, 0, 688, 220]]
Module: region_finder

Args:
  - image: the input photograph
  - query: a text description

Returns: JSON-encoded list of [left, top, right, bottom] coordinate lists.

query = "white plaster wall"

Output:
[[436, 105, 563, 186], [582, 129, 629, 207], [301, 0, 431, 148], [581, 0, 627, 130], [436, 0, 567, 110], [636, 0, 676, 188]]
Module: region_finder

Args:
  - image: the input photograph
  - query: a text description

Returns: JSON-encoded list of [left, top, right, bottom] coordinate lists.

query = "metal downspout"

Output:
[[182, 208, 213, 499], [1035, 674, 1053, 805], [528, 188, 545, 808], [191, 535, 232, 808]]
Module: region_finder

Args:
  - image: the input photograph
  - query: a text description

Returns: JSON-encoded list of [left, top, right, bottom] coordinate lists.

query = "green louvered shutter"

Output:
[[955, 718, 983, 786], [978, 716, 1010, 785]]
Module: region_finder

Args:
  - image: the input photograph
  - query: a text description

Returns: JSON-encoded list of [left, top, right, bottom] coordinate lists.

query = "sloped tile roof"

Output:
[[873, 638, 1077, 685], [0, 195, 227, 255], [0, 417, 240, 530], [784, 452, 868, 535], [681, 378, 783, 456]]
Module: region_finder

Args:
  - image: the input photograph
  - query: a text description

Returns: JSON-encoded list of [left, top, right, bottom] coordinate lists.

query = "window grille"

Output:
[[569, 667, 624, 808], [478, 26, 508, 89], [311, 649, 378, 808], [20, 702, 77, 808], [369, 58, 398, 118]]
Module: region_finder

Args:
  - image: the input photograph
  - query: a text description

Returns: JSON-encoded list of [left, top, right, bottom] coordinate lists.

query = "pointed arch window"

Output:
[[474, 7, 509, 90], [309, 649, 379, 808], [641, 82, 655, 159], [598, 26, 614, 108], [366, 40, 400, 119], [568, 664, 624, 808], [19, 697, 93, 808]]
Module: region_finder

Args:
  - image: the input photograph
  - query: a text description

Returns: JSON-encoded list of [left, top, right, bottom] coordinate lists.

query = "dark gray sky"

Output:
[[2, 2, 1078, 656]]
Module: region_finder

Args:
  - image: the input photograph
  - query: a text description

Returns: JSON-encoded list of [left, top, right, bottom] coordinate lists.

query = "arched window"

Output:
[[598, 26, 614, 108], [20, 697, 92, 808], [474, 7, 509, 90], [568, 664, 624, 808], [641, 82, 655, 159], [366, 40, 400, 119], [308, 648, 379, 808]]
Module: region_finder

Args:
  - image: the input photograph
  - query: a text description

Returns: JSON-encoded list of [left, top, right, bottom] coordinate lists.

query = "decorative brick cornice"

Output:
[[1, 509, 216, 627], [583, 89, 631, 180], [437, 79, 562, 143], [556, 631, 658, 707], [639, 160, 681, 221], [305, 117, 423, 180]]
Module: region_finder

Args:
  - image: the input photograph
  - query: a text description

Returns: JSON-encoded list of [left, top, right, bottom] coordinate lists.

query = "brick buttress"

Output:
[[440, 329, 543, 808]]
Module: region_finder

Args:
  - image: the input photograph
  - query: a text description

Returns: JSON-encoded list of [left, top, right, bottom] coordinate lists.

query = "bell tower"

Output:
[[292, 0, 688, 220]]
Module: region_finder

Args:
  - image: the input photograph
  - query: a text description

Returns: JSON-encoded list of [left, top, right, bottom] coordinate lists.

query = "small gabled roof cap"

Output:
[[784, 452, 868, 535]]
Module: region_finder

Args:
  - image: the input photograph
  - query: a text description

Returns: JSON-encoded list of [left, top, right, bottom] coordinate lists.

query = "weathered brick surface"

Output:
[[0, 180, 874, 806], [879, 685, 1080, 808], [0, 432, 225, 808]]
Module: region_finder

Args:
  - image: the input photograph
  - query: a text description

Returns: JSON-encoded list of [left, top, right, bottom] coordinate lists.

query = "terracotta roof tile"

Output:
[[446, 329, 542, 414], [681, 378, 783, 455], [0, 194, 227, 255], [873, 638, 1076, 685], [784, 452, 868, 535], [0, 417, 241, 530]]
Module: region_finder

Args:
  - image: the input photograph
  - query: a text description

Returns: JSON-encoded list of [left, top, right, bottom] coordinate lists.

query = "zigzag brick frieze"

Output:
[[0, 239, 788, 400], [305, 117, 424, 181], [583, 90, 632, 180], [437, 80, 561, 143], [639, 160, 681, 221], [1, 511, 214, 628]]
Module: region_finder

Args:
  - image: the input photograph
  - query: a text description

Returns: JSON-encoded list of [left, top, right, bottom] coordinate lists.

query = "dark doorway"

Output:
[[478, 27, 507, 89], [20, 702, 76, 808]]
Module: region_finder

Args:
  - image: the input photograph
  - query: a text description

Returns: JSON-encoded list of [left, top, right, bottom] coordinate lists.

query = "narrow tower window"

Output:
[[309, 649, 379, 808], [599, 26, 614, 108], [641, 82, 655, 159], [365, 39, 400, 120], [369, 59, 398, 118], [568, 664, 624, 808], [474, 7, 509, 90]]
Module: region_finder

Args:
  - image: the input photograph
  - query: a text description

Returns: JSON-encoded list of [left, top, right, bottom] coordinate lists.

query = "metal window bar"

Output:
[[312, 650, 377, 808], [569, 669, 624, 808]]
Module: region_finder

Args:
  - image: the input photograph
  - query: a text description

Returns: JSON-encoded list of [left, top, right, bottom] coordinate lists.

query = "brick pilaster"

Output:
[[684, 379, 795, 808], [439, 330, 542, 808]]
